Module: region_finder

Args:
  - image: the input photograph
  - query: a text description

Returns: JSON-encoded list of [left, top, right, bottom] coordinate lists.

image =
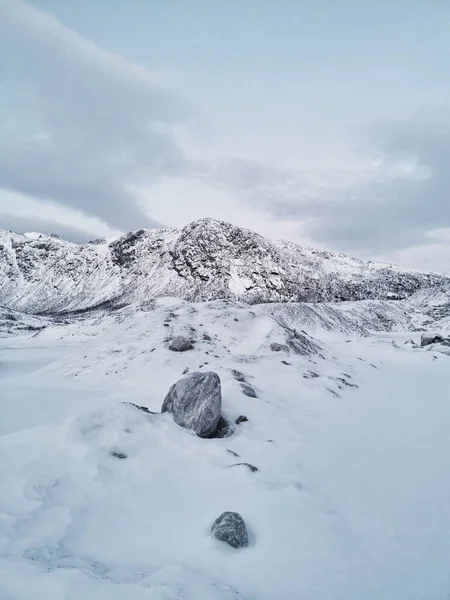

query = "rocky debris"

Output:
[[281, 360, 291, 366], [303, 370, 319, 379], [161, 371, 221, 438], [203, 333, 211, 341], [124, 402, 157, 414], [182, 367, 189, 374], [240, 383, 257, 398], [230, 462, 258, 473], [169, 336, 193, 352], [231, 369, 246, 382], [286, 331, 322, 356], [335, 377, 359, 389], [235, 415, 248, 425], [270, 342, 290, 353], [211, 511, 249, 549]]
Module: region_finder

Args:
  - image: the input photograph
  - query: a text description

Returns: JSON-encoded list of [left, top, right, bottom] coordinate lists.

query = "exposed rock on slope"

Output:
[[1, 218, 448, 314]]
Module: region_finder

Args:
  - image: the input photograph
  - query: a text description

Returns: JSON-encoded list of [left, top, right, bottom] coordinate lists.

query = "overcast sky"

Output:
[[1, 0, 449, 273]]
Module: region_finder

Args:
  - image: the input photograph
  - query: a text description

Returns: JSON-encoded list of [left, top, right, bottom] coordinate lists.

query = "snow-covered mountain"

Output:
[[1, 218, 448, 314], [3, 219, 450, 598]]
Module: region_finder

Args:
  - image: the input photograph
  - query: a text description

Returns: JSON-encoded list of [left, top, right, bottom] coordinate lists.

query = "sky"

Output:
[[0, 0, 449, 273]]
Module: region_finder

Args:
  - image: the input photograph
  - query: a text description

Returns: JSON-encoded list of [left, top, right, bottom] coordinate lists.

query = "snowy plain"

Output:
[[1, 298, 450, 600]]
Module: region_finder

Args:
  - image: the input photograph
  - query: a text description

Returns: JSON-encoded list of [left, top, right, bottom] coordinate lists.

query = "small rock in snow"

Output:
[[182, 367, 189, 374], [227, 449, 239, 457], [203, 333, 211, 341], [240, 383, 257, 398], [169, 336, 193, 352], [211, 511, 249, 548], [281, 360, 291, 366], [110, 451, 127, 460], [236, 415, 248, 424], [161, 371, 221, 438], [231, 369, 246, 382]]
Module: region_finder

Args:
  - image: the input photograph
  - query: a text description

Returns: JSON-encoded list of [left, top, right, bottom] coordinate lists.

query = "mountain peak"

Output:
[[1, 219, 449, 313]]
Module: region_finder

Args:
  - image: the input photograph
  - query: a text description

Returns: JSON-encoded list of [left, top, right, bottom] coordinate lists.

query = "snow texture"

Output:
[[161, 371, 222, 438], [1, 218, 449, 313]]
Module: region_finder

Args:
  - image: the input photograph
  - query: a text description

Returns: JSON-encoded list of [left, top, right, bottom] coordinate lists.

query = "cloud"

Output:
[[206, 117, 450, 260], [0, 214, 97, 244], [0, 0, 190, 231]]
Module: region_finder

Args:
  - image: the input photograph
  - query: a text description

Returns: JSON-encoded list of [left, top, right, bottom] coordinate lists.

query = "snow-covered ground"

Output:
[[1, 299, 450, 599]]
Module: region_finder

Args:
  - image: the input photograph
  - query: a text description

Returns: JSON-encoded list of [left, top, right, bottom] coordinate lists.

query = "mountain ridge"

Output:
[[1, 217, 449, 314]]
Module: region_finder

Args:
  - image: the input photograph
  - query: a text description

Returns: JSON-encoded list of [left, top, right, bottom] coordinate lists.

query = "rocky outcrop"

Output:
[[2, 218, 448, 314], [421, 333, 444, 347]]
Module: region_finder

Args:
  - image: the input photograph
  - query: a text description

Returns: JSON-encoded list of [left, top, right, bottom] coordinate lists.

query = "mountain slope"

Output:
[[1, 218, 448, 313]]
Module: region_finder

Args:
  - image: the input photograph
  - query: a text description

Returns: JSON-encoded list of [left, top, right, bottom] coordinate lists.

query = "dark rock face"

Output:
[[161, 371, 221, 438], [211, 511, 249, 548], [240, 383, 257, 398], [270, 342, 290, 353], [169, 336, 193, 352], [421, 332, 444, 347]]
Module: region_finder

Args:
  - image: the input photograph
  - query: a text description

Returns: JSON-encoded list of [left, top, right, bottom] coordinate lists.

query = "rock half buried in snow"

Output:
[[240, 383, 257, 398], [169, 336, 193, 352], [161, 371, 221, 437], [231, 369, 246, 382], [211, 511, 249, 548], [270, 342, 290, 353]]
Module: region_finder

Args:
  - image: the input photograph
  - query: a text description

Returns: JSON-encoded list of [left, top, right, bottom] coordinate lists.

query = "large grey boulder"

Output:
[[211, 511, 249, 548], [161, 371, 221, 437], [169, 336, 193, 352], [421, 332, 444, 347]]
